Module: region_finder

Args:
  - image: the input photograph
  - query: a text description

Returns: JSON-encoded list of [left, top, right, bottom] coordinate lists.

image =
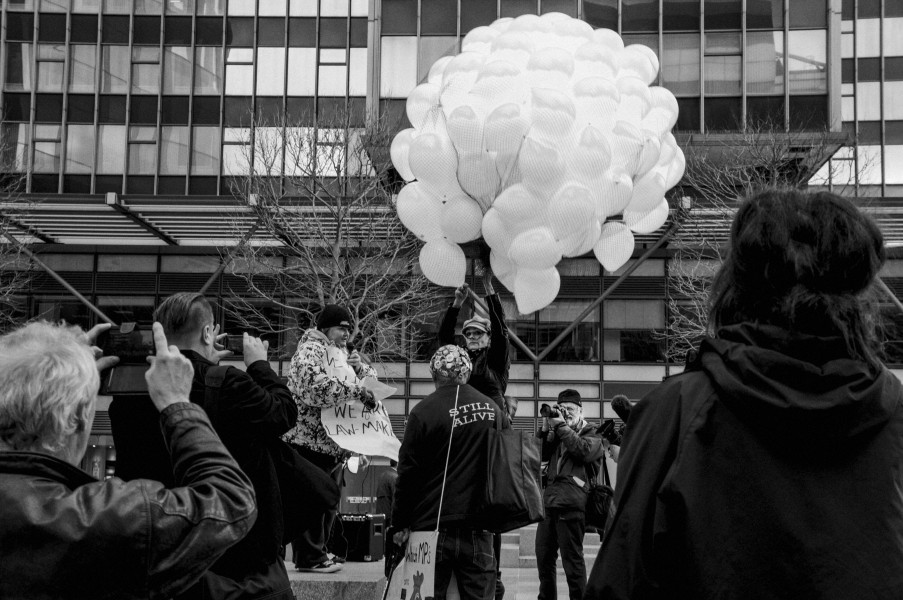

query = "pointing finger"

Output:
[[152, 322, 170, 357]]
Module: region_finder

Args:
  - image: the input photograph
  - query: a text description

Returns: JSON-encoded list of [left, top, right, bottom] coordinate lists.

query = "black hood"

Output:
[[698, 323, 902, 447]]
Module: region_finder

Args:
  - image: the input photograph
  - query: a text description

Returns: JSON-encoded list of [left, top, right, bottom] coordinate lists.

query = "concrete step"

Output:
[[500, 542, 522, 568]]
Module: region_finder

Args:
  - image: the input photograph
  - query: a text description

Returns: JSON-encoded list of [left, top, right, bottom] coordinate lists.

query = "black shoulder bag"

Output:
[[584, 456, 615, 534]]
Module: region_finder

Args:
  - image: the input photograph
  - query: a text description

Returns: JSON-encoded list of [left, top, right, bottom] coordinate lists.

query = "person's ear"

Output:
[[201, 324, 213, 346]]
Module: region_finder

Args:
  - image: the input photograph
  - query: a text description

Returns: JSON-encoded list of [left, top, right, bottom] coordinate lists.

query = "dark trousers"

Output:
[[290, 445, 343, 567], [434, 528, 497, 600], [535, 509, 587, 600]]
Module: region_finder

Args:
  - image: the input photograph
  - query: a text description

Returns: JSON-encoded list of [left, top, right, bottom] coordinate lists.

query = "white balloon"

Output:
[[456, 150, 500, 211], [591, 28, 625, 54], [441, 195, 484, 243], [628, 170, 667, 213], [427, 56, 454, 85], [665, 144, 686, 189], [420, 240, 466, 287], [640, 108, 674, 138], [471, 60, 526, 112], [617, 77, 652, 122], [617, 44, 659, 85], [461, 26, 500, 55], [482, 208, 516, 253], [518, 134, 566, 193], [568, 126, 612, 182], [596, 168, 634, 218], [530, 87, 576, 139], [573, 76, 619, 131], [548, 183, 595, 240], [490, 17, 514, 32], [635, 132, 662, 177], [649, 86, 679, 128], [396, 182, 444, 242], [406, 83, 440, 130], [609, 121, 644, 175], [624, 198, 670, 234], [509, 227, 562, 269], [491, 183, 545, 223], [573, 42, 617, 81], [408, 132, 459, 189], [390, 128, 416, 182], [490, 249, 517, 291], [526, 46, 575, 91], [508, 13, 548, 35], [446, 105, 483, 154], [514, 267, 561, 315], [489, 30, 536, 69], [440, 52, 486, 117], [594, 221, 634, 272], [484, 103, 530, 154], [566, 217, 602, 257]]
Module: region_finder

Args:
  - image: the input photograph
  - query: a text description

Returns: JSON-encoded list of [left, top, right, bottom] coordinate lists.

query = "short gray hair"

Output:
[[0, 321, 98, 454]]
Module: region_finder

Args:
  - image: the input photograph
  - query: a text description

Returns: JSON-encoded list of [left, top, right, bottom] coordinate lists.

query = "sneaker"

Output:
[[327, 552, 346, 564], [297, 559, 342, 573]]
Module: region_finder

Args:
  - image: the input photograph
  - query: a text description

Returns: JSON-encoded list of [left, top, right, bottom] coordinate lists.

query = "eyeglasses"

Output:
[[463, 329, 487, 339], [557, 404, 578, 415]]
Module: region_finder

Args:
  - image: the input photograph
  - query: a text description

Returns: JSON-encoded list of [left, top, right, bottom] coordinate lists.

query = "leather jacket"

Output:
[[0, 403, 257, 600]]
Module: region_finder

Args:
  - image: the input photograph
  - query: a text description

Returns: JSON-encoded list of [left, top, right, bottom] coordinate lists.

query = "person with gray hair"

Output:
[[0, 320, 257, 599], [392, 345, 504, 600]]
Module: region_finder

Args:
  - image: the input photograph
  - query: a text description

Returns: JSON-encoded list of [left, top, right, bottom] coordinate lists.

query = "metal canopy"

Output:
[[4, 192, 903, 249]]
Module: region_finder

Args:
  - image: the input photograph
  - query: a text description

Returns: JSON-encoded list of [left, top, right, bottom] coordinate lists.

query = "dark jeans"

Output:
[[290, 445, 343, 567], [434, 528, 497, 600], [535, 509, 586, 600]]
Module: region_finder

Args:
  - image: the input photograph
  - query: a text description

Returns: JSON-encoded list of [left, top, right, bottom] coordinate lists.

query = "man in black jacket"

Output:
[[156, 292, 299, 600], [0, 320, 257, 599], [392, 344, 503, 600], [536, 389, 604, 600]]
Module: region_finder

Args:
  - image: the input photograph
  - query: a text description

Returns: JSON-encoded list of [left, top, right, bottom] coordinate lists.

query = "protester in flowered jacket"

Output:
[[282, 304, 378, 573]]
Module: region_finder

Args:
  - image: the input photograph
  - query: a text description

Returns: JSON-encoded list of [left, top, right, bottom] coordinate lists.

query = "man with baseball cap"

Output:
[[392, 345, 504, 600], [535, 389, 605, 600], [282, 304, 379, 573]]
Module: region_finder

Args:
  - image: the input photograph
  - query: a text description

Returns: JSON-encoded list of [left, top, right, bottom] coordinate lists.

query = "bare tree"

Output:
[[221, 105, 444, 360], [662, 119, 865, 363], [0, 132, 31, 334]]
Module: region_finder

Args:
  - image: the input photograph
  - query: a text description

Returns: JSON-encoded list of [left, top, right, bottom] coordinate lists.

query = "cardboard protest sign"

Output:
[[383, 531, 438, 600], [319, 345, 401, 460]]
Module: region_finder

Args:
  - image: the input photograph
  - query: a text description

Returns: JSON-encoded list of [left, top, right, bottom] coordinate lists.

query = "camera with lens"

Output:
[[97, 323, 155, 396], [597, 419, 622, 446], [540, 403, 561, 419]]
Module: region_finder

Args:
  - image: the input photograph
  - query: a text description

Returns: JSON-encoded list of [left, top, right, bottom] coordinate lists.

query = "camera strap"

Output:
[[435, 384, 460, 532]]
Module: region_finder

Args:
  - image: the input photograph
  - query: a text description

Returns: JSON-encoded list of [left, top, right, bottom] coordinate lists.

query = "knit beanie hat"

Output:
[[317, 304, 352, 330], [557, 388, 582, 406]]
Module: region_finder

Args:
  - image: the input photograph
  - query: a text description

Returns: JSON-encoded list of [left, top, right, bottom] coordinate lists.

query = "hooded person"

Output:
[[282, 304, 378, 574], [585, 189, 903, 599]]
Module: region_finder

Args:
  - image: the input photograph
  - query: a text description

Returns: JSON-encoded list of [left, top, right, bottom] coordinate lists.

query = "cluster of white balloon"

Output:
[[392, 12, 685, 314]]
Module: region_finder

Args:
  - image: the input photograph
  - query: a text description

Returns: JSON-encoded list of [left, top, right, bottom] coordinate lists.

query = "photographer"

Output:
[[535, 389, 605, 600]]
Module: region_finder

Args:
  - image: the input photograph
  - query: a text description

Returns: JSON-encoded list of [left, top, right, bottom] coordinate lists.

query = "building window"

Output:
[[538, 301, 600, 362], [65, 125, 95, 174], [34, 124, 62, 173], [225, 48, 254, 96], [6, 44, 33, 92], [662, 33, 700, 96], [704, 32, 741, 96], [69, 45, 98, 93], [101, 45, 130, 93], [132, 46, 161, 94], [788, 30, 826, 94], [163, 46, 193, 94], [128, 126, 158, 174], [747, 31, 784, 95], [97, 125, 126, 174], [603, 300, 665, 363], [37, 44, 65, 93]]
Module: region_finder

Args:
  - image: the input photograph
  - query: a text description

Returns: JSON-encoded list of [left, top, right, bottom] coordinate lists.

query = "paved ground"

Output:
[[288, 557, 600, 599]]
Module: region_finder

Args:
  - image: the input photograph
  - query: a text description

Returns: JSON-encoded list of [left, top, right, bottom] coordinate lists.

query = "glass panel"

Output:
[[318, 65, 348, 96], [34, 141, 61, 172], [136, 0, 163, 13], [746, 95, 784, 127], [7, 0, 36, 10], [34, 299, 90, 329], [747, 0, 783, 29], [132, 64, 160, 94], [885, 145, 903, 185], [675, 97, 700, 131], [461, 0, 498, 32], [289, 0, 316, 16], [662, 33, 700, 96], [197, 0, 225, 14], [225, 64, 253, 95], [705, 32, 741, 55], [259, 0, 286, 15], [418, 36, 457, 84], [788, 30, 826, 94], [747, 31, 783, 94], [349, 47, 367, 96], [704, 96, 742, 130], [886, 18, 903, 58], [0, 123, 30, 171], [71, 14, 99, 43], [160, 126, 189, 174], [65, 125, 95, 173], [501, 0, 536, 18], [258, 17, 286, 46], [622, 0, 658, 32], [856, 82, 881, 120], [97, 125, 126, 174], [286, 48, 315, 95], [538, 301, 600, 362], [789, 0, 826, 28], [704, 0, 740, 30], [194, 47, 224, 94], [704, 55, 741, 95], [422, 0, 457, 35], [382, 0, 418, 34], [663, 0, 699, 31], [5, 44, 33, 92], [381, 37, 418, 98], [5, 14, 34, 42], [856, 19, 880, 58], [196, 17, 225, 45], [226, 17, 255, 46], [163, 46, 192, 94], [256, 47, 286, 96], [68, 46, 97, 93], [128, 142, 157, 174], [166, 0, 195, 14], [603, 330, 665, 362], [102, 46, 129, 93], [886, 82, 903, 120], [37, 62, 64, 92], [228, 0, 255, 15], [191, 126, 220, 175]]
